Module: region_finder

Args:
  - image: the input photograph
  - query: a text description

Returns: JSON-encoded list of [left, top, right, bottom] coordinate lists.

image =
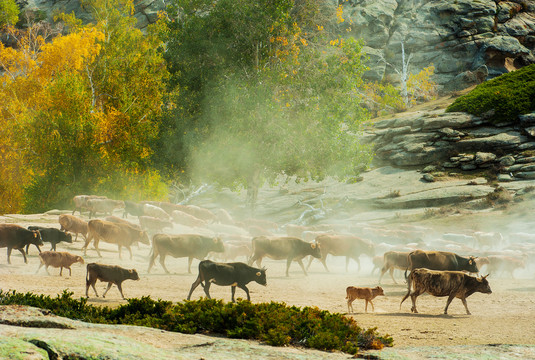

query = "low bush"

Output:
[[0, 290, 393, 355], [446, 64, 535, 123]]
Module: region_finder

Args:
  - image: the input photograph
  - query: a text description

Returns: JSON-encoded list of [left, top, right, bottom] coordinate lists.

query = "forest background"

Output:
[[0, 0, 435, 213]]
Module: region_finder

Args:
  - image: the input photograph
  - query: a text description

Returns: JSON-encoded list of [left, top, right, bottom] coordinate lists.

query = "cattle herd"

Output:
[[0, 194, 534, 315]]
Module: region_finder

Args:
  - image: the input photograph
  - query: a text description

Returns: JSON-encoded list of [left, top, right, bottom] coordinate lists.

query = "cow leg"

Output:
[[410, 295, 418, 313], [203, 281, 212, 299], [320, 255, 330, 272], [231, 286, 236, 303], [59, 267, 63, 276], [16, 248, 27, 264], [444, 294, 457, 315], [460, 297, 471, 315], [296, 258, 308, 276], [82, 235, 92, 255], [237, 284, 250, 302], [102, 282, 114, 298], [370, 300, 375, 312], [285, 258, 293, 277], [365, 300, 368, 313], [36, 261, 44, 274], [87, 280, 99, 297], [117, 283, 126, 299], [347, 299, 353, 314], [389, 268, 398, 284], [187, 275, 202, 300], [159, 255, 171, 274], [67, 266, 72, 276], [147, 249, 157, 273], [127, 246, 133, 260], [306, 256, 314, 271], [117, 245, 122, 260], [187, 257, 194, 274], [93, 239, 102, 257], [378, 267, 387, 284]]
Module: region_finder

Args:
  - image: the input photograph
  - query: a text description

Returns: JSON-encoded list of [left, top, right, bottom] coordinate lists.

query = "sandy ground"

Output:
[[1, 228, 534, 349]]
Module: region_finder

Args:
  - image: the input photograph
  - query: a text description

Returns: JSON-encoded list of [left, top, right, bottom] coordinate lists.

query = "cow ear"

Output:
[[256, 272, 261, 277], [483, 274, 489, 279], [311, 243, 316, 249]]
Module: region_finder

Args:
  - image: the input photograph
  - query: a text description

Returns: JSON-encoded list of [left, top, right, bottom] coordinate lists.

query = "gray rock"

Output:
[[519, 112, 535, 126], [422, 174, 435, 182], [422, 165, 438, 173], [475, 152, 497, 164], [518, 142, 535, 150], [498, 173, 514, 182], [515, 171, 535, 179], [499, 155, 516, 166], [461, 163, 478, 171], [516, 156, 535, 164], [459, 154, 476, 162], [457, 132, 528, 152], [524, 127, 535, 137], [443, 161, 459, 168]]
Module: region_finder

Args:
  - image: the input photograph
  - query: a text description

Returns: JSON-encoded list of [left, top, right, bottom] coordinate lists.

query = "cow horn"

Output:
[[483, 273, 489, 279]]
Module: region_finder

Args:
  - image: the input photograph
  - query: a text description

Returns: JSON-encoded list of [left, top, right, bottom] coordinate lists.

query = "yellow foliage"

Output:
[[407, 65, 438, 105]]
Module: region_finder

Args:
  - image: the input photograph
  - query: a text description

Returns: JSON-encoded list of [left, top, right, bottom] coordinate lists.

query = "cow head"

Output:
[[76, 256, 85, 264], [255, 268, 267, 286], [129, 269, 140, 281], [467, 256, 479, 273], [373, 286, 385, 296], [212, 237, 225, 253], [476, 274, 492, 294], [64, 233, 73, 243], [310, 242, 322, 259], [139, 231, 150, 245], [32, 230, 44, 246]]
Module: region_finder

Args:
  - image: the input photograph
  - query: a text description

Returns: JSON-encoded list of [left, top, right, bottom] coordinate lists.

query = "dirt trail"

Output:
[[1, 234, 534, 348]]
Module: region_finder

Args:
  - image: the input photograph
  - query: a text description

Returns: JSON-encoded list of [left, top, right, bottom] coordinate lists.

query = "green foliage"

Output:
[[0, 290, 393, 355], [447, 64, 535, 123], [0, 0, 19, 26], [156, 0, 374, 201]]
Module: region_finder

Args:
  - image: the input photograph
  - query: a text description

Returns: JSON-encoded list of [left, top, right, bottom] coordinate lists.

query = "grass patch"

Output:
[[0, 290, 393, 355], [446, 64, 535, 123]]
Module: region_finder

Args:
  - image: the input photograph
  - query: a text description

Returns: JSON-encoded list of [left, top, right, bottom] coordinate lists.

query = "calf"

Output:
[[27, 226, 73, 252], [346, 286, 385, 313], [187, 260, 267, 302], [37, 251, 84, 276], [86, 198, 124, 219], [83, 219, 148, 259], [59, 214, 89, 241], [400, 268, 492, 315], [85, 263, 139, 299], [0, 224, 43, 264]]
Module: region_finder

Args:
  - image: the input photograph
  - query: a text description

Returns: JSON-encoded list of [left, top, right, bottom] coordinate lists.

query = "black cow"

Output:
[[26, 226, 73, 253], [85, 263, 139, 299], [400, 268, 492, 315], [0, 224, 43, 264], [123, 200, 145, 218], [187, 260, 267, 302], [405, 250, 479, 278], [248, 236, 321, 276]]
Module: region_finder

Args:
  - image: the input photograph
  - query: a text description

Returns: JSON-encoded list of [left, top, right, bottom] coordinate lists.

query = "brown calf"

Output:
[[37, 251, 84, 276], [346, 286, 385, 313]]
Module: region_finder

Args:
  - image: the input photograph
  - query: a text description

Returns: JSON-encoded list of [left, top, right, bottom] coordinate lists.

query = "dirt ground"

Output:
[[1, 223, 534, 349]]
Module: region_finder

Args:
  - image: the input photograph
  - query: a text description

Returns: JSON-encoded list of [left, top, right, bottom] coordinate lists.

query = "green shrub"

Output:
[[0, 290, 393, 355], [446, 64, 535, 123]]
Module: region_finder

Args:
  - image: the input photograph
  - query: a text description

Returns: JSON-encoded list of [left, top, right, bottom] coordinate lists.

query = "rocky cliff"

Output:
[[17, 0, 535, 91], [342, 0, 535, 89]]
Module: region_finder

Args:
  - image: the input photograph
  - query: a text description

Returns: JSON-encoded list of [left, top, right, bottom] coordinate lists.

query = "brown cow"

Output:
[[346, 286, 385, 313], [139, 215, 174, 233], [405, 250, 479, 278], [86, 199, 124, 219], [83, 219, 149, 259], [0, 224, 43, 264], [72, 195, 107, 215], [59, 214, 89, 241], [486, 255, 526, 278], [85, 263, 139, 299], [148, 234, 225, 273], [248, 236, 321, 277], [378, 251, 410, 284], [307, 234, 375, 272], [171, 210, 206, 227], [400, 268, 492, 315], [37, 251, 84, 276]]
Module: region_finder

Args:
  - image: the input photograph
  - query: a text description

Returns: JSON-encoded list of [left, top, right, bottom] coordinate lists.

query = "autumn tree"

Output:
[[156, 0, 373, 208], [0, 0, 169, 212]]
